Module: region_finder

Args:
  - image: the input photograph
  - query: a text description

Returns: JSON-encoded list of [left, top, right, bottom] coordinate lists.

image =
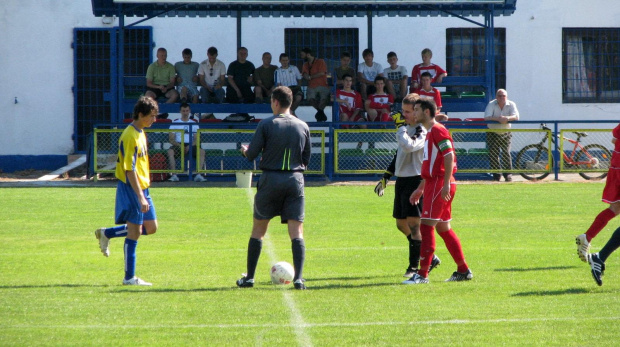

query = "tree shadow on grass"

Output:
[[511, 288, 593, 297], [0, 284, 110, 289], [495, 266, 577, 272]]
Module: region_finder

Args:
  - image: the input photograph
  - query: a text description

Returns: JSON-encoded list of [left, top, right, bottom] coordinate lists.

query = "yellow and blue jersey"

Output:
[[115, 124, 150, 190]]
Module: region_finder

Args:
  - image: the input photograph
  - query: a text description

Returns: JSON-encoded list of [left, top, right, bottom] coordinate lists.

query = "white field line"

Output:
[[244, 187, 313, 347], [4, 316, 620, 330]]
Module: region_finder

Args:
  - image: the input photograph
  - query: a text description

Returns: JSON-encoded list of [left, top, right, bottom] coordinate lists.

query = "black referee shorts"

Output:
[[254, 171, 305, 223]]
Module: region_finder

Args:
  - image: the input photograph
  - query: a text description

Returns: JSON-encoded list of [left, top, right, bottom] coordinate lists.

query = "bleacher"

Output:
[[122, 75, 490, 118]]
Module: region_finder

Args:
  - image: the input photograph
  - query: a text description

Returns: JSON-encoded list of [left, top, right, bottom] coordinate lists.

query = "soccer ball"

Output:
[[270, 261, 295, 285]]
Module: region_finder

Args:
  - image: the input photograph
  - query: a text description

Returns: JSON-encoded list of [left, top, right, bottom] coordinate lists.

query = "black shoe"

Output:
[[404, 267, 418, 278], [315, 110, 327, 122], [428, 255, 441, 273], [236, 276, 254, 288], [445, 269, 473, 282], [492, 174, 501, 181], [504, 174, 513, 182], [589, 253, 605, 286], [293, 279, 307, 290]]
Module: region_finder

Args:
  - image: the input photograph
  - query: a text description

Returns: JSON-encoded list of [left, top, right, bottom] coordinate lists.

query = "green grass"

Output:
[[1, 182, 619, 346]]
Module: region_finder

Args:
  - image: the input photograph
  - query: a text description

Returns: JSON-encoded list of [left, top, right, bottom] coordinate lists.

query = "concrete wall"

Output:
[[1, 0, 619, 159]]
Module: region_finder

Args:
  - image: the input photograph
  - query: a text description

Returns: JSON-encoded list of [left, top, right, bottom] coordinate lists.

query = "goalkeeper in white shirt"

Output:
[[374, 93, 441, 278]]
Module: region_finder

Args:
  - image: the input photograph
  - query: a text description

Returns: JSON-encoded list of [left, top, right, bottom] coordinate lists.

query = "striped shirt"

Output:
[[275, 66, 302, 87]]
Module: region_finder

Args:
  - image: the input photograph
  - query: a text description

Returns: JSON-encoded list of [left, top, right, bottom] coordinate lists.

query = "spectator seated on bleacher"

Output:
[[145, 47, 179, 104], [301, 48, 330, 122], [253, 52, 278, 104], [364, 76, 393, 122], [198, 46, 227, 104], [383, 51, 409, 102], [334, 51, 356, 90], [226, 47, 255, 104], [174, 48, 200, 104], [409, 48, 447, 92], [335, 74, 366, 129], [167, 103, 206, 182], [357, 48, 384, 101], [274, 53, 303, 116]]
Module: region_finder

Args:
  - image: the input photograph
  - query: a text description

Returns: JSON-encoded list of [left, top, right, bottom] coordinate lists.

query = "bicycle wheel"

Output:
[[575, 144, 612, 180], [516, 144, 552, 181]]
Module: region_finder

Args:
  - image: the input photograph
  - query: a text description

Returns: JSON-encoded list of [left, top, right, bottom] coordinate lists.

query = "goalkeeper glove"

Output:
[[391, 111, 406, 129], [374, 171, 393, 197]]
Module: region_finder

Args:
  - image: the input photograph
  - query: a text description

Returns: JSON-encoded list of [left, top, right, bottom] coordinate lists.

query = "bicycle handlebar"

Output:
[[539, 123, 587, 138]]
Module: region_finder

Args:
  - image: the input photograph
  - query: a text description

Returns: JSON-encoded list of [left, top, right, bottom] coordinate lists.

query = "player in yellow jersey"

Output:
[[95, 96, 159, 286]]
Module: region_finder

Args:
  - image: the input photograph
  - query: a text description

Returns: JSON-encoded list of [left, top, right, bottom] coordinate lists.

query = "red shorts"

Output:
[[421, 176, 456, 222], [602, 167, 620, 204]]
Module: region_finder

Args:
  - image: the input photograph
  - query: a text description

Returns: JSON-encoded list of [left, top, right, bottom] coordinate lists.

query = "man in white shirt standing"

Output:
[[484, 89, 519, 182]]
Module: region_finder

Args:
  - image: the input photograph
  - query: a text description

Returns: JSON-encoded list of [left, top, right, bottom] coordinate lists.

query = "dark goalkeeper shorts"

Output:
[[254, 171, 305, 223], [393, 175, 423, 220]]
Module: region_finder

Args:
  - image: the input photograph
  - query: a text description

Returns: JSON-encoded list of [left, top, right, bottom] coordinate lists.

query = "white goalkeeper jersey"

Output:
[[394, 123, 426, 177]]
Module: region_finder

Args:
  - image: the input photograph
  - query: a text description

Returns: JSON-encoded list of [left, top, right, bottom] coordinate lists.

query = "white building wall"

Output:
[[1, 0, 619, 156]]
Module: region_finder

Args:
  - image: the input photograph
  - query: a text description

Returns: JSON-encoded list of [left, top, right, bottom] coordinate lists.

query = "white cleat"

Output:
[[193, 174, 206, 182], [576, 234, 590, 263], [95, 227, 110, 257], [402, 273, 429, 284], [123, 277, 152, 286], [168, 174, 179, 182]]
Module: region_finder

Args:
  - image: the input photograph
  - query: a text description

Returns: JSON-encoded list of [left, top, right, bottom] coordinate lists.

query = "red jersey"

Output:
[[411, 63, 447, 85], [414, 87, 442, 110], [421, 122, 457, 179], [611, 123, 620, 168], [336, 89, 363, 114], [367, 93, 394, 111]]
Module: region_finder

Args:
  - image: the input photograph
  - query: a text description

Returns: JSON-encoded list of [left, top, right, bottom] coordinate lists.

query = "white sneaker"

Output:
[[193, 174, 206, 182], [576, 234, 590, 263], [168, 174, 179, 182], [402, 273, 429, 284], [94, 227, 110, 257], [123, 277, 152, 286]]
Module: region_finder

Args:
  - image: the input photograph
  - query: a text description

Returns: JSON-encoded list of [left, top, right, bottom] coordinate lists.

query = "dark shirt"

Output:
[[227, 60, 255, 89], [254, 65, 278, 89], [245, 114, 311, 171]]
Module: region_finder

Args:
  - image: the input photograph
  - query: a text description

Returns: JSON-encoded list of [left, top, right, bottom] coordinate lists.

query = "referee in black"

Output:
[[236, 86, 312, 290]]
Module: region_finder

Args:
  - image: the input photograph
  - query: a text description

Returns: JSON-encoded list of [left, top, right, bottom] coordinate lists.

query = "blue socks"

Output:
[[105, 225, 148, 238], [105, 225, 127, 239], [124, 238, 138, 280]]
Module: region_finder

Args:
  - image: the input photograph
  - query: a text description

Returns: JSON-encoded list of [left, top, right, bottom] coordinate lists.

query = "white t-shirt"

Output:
[[198, 59, 226, 88], [383, 65, 408, 85], [358, 62, 383, 81], [169, 118, 198, 144]]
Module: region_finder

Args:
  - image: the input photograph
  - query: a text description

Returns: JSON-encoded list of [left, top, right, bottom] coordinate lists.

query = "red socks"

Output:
[[418, 224, 436, 278], [438, 229, 468, 273], [586, 208, 617, 242]]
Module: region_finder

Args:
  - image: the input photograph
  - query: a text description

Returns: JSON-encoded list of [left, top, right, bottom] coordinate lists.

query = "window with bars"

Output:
[[446, 27, 506, 93], [284, 28, 359, 79], [563, 28, 620, 103], [73, 27, 152, 152]]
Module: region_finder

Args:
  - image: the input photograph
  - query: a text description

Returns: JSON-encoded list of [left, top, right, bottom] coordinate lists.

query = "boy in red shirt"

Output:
[[364, 76, 394, 122]]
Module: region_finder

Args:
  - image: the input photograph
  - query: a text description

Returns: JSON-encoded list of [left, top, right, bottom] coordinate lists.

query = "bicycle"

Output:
[[516, 123, 612, 181]]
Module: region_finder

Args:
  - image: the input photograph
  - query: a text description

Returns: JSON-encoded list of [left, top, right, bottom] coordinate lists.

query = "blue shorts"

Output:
[[115, 181, 156, 225]]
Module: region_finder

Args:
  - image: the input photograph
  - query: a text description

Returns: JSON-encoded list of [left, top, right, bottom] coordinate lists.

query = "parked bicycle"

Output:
[[516, 123, 612, 181]]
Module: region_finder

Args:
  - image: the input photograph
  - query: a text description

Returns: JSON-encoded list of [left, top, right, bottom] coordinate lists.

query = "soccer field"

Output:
[[1, 183, 619, 346]]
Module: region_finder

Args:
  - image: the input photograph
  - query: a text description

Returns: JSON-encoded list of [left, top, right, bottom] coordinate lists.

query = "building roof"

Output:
[[91, 0, 517, 18]]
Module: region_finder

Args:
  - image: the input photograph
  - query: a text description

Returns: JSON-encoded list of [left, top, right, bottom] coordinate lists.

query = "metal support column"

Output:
[[237, 11, 242, 50], [367, 11, 373, 50], [116, 11, 125, 123], [484, 6, 495, 103]]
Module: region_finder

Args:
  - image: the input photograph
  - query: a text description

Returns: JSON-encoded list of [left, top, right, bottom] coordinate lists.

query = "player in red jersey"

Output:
[[413, 72, 442, 113], [576, 123, 620, 264], [403, 98, 472, 284]]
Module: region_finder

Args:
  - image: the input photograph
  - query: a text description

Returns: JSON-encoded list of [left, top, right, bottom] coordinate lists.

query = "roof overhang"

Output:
[[92, 0, 517, 18]]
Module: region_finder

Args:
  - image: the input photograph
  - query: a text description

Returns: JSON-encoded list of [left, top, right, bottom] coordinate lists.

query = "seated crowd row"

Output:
[[145, 46, 447, 122]]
